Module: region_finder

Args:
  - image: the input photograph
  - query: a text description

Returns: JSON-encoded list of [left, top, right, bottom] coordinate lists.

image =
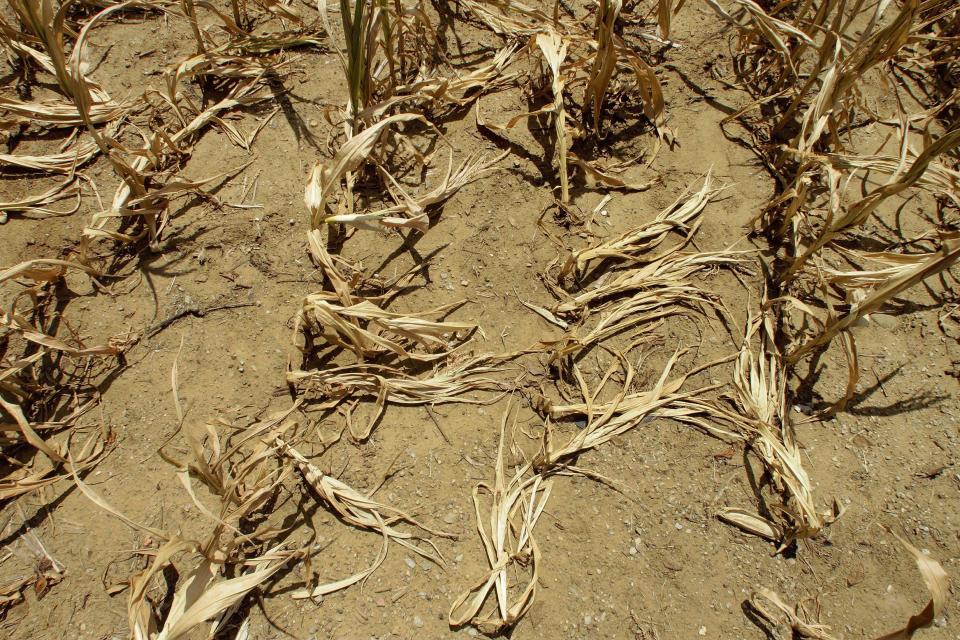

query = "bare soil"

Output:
[[1, 3, 957, 640]]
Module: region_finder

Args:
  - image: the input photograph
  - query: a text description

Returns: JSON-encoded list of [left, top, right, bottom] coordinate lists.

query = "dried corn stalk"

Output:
[[2, 258, 124, 499], [449, 404, 551, 635], [584, 0, 622, 132], [714, 312, 840, 549], [533, 349, 730, 470], [535, 30, 571, 203], [296, 296, 476, 363], [788, 231, 960, 364], [76, 408, 308, 639], [288, 352, 520, 440], [564, 171, 721, 276]]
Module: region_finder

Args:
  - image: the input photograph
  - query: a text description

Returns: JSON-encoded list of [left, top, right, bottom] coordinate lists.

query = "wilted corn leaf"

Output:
[[584, 0, 622, 132], [0, 178, 80, 217], [460, 0, 555, 37], [449, 403, 551, 634], [788, 232, 960, 364], [567, 152, 656, 194], [363, 150, 507, 223], [565, 170, 719, 275], [304, 113, 425, 228], [279, 438, 451, 598], [0, 136, 99, 173], [533, 349, 729, 470], [709, 310, 840, 549], [745, 587, 837, 640], [155, 550, 292, 640], [393, 45, 520, 109], [554, 249, 744, 315], [297, 296, 476, 362]]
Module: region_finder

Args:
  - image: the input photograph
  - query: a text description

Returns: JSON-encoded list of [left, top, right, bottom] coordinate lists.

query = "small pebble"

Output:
[[871, 313, 898, 329], [674, 522, 683, 531], [404, 557, 416, 569], [699, 625, 707, 636], [443, 511, 458, 524], [460, 279, 469, 286], [412, 615, 424, 628], [583, 615, 593, 626]]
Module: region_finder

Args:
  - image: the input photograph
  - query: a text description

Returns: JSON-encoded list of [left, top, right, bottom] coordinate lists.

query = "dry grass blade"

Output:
[[449, 403, 551, 635]]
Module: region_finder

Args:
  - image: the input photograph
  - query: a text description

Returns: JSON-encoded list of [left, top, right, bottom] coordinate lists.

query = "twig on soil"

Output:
[[425, 405, 451, 444], [146, 302, 256, 338]]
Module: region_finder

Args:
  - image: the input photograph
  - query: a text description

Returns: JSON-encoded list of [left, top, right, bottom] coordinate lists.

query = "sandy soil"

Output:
[[1, 3, 957, 640]]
